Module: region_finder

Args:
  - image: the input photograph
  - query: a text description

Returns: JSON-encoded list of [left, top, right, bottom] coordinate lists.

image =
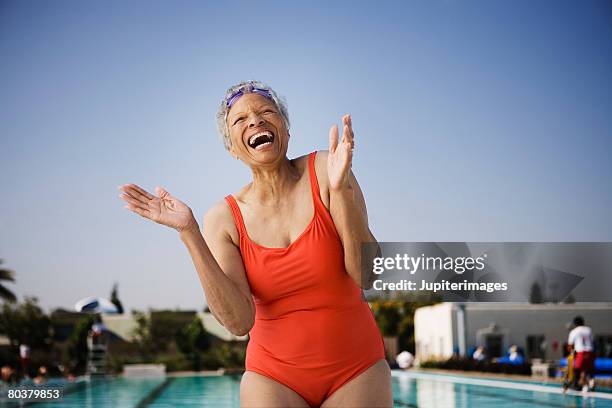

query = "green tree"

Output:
[[131, 310, 153, 358], [372, 300, 402, 336], [110, 283, 124, 314], [0, 297, 51, 348], [67, 316, 94, 373], [370, 292, 440, 353], [0, 260, 16, 303], [175, 316, 210, 370], [148, 311, 194, 353]]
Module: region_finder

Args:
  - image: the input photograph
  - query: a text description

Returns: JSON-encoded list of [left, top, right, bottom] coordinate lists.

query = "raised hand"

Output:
[[119, 184, 198, 233], [327, 114, 355, 191]]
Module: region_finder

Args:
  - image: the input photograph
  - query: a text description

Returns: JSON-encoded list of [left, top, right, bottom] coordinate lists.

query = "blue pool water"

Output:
[[13, 371, 612, 407], [393, 371, 612, 407]]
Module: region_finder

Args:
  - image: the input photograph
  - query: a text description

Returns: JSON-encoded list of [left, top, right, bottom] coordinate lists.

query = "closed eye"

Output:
[[233, 117, 245, 125]]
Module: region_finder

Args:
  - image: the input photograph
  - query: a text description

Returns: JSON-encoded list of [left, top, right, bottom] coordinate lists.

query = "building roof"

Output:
[[100, 312, 248, 342], [102, 314, 139, 342], [456, 302, 612, 311], [199, 312, 248, 342], [415, 302, 612, 316]]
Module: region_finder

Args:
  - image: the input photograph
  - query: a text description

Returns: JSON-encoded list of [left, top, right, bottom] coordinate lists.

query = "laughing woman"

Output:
[[119, 80, 392, 408]]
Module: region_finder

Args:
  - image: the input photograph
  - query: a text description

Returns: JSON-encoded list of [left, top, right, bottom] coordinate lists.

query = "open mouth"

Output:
[[248, 130, 275, 151]]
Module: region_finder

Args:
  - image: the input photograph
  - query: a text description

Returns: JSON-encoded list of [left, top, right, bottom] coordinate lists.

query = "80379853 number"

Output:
[[5, 387, 63, 401]]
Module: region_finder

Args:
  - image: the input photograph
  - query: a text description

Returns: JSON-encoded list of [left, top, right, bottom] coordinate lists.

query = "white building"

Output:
[[414, 302, 612, 362]]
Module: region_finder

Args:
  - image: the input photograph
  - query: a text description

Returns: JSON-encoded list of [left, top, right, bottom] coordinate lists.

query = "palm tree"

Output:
[[0, 260, 16, 302]]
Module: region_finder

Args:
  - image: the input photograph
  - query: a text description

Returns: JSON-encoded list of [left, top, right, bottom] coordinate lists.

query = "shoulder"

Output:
[[291, 150, 329, 170], [313, 149, 329, 171], [204, 199, 232, 224], [292, 151, 329, 187], [313, 150, 330, 185], [314, 150, 331, 207], [203, 199, 238, 243], [290, 150, 330, 209]]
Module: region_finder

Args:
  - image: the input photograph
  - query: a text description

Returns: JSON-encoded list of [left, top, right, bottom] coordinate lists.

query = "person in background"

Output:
[[90, 315, 107, 346], [33, 366, 47, 385], [562, 343, 577, 392], [1, 365, 17, 386], [493, 345, 524, 365], [568, 315, 596, 392], [396, 351, 414, 369], [19, 344, 30, 378], [472, 346, 486, 362], [507, 345, 524, 364]]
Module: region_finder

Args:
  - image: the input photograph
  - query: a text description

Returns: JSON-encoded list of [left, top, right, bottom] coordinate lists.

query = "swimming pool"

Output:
[[393, 371, 612, 407], [19, 371, 612, 407]]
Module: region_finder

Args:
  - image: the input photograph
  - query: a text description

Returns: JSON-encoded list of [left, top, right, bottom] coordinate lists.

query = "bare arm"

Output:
[[329, 170, 378, 289], [322, 114, 380, 289], [194, 202, 255, 335], [119, 184, 254, 336]]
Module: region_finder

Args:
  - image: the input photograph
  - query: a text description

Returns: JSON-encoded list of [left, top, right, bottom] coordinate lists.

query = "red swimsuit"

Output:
[[225, 151, 385, 408]]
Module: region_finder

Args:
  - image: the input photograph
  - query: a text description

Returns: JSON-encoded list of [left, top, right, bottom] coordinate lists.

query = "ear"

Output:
[[229, 145, 238, 160]]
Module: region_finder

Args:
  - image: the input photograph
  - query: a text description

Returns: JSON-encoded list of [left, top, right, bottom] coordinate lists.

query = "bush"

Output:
[[420, 357, 531, 375], [67, 316, 94, 374], [153, 354, 193, 372], [370, 294, 440, 352], [372, 301, 402, 336], [200, 344, 246, 370], [0, 297, 52, 349], [175, 316, 210, 370]]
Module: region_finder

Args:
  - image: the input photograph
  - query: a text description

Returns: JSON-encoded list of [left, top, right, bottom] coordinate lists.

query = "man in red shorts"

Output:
[[568, 316, 595, 391]]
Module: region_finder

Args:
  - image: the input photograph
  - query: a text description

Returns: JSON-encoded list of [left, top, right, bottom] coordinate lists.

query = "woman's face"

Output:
[[226, 92, 289, 165]]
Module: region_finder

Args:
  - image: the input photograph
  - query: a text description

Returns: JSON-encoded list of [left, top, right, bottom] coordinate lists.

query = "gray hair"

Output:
[[216, 80, 290, 151]]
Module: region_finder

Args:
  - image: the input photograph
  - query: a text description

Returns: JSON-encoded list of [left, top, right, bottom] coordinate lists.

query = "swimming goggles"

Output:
[[226, 87, 273, 108]]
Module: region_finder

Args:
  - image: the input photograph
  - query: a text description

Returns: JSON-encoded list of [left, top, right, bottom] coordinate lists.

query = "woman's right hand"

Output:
[[119, 184, 198, 233]]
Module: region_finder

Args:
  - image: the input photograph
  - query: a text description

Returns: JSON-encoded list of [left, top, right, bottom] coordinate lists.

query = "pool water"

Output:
[[18, 371, 612, 407], [147, 375, 240, 408], [393, 371, 612, 408]]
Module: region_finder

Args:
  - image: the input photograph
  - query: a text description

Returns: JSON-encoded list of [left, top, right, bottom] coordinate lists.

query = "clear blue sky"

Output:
[[1, 0, 611, 311]]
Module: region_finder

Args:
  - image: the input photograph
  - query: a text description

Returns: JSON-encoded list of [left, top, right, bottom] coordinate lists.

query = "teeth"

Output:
[[249, 131, 273, 146], [255, 141, 272, 150]]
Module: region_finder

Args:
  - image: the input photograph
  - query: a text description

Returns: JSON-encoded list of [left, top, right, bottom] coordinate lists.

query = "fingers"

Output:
[[341, 114, 354, 150], [125, 203, 151, 219], [118, 183, 155, 219], [328, 124, 339, 153], [119, 184, 154, 203], [120, 193, 149, 211], [330, 114, 355, 154], [131, 184, 154, 199], [155, 186, 170, 199]]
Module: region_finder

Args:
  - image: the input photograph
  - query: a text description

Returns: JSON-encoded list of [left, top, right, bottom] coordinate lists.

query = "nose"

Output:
[[247, 112, 265, 128]]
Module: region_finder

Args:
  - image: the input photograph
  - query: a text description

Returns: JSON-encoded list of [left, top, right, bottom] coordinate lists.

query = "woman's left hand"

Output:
[[328, 114, 354, 191]]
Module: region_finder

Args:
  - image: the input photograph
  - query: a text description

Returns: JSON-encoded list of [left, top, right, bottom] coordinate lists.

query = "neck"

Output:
[[248, 157, 299, 204]]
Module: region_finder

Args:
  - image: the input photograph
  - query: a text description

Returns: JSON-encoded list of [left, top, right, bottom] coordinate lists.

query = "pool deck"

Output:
[[408, 367, 612, 387], [166, 368, 243, 377], [393, 369, 612, 400]]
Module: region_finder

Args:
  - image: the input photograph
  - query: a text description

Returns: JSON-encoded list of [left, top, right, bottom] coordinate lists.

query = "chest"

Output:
[[240, 183, 314, 249]]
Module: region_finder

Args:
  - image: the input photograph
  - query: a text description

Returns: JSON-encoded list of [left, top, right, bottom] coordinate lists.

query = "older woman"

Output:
[[119, 80, 392, 407]]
